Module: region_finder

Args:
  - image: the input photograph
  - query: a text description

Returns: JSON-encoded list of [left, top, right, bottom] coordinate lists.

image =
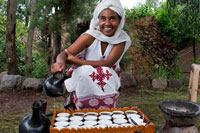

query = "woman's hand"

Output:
[[51, 63, 65, 74], [65, 49, 75, 64]]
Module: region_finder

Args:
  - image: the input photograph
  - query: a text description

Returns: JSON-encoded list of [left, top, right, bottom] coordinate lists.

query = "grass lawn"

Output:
[[117, 88, 200, 131]]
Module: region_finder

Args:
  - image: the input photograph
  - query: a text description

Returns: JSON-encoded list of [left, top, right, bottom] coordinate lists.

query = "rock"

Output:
[[121, 72, 137, 89], [168, 78, 183, 89], [1, 74, 22, 90], [23, 78, 43, 91], [152, 78, 167, 90], [135, 74, 151, 89], [0, 72, 7, 88]]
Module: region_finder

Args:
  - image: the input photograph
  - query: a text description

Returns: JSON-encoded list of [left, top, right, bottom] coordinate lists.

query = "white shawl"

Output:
[[85, 0, 131, 52]]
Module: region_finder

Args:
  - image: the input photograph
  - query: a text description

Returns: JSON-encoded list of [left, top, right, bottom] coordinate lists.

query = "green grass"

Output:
[[117, 89, 200, 131], [0, 113, 24, 133]]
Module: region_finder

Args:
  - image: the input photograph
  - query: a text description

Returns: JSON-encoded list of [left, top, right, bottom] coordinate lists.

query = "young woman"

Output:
[[51, 0, 131, 110]]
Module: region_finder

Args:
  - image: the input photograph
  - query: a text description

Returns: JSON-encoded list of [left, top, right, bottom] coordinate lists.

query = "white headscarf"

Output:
[[85, 0, 131, 52]]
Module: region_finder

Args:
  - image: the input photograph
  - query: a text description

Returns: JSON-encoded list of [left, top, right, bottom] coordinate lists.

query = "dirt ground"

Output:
[[0, 89, 65, 115], [0, 87, 136, 116]]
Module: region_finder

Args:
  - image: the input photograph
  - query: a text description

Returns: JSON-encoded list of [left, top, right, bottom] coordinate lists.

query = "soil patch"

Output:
[[0, 89, 65, 116], [0, 87, 136, 115]]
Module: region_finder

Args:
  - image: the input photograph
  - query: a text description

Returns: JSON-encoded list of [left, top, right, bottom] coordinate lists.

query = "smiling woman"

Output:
[[51, 0, 131, 110]]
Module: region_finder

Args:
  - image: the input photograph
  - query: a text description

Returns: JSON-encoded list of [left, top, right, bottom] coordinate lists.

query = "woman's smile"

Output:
[[104, 27, 112, 33]]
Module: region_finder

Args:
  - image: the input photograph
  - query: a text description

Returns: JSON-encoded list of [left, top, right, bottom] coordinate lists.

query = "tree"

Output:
[[25, 0, 37, 76], [167, 0, 200, 60], [6, 0, 19, 74], [17, 0, 31, 26], [31, 0, 98, 67]]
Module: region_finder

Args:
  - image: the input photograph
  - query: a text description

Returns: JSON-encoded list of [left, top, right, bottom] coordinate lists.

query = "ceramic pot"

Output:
[[19, 100, 51, 133], [43, 72, 67, 97]]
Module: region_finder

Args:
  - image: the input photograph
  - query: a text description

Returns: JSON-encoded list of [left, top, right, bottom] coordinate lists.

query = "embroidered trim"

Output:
[[73, 93, 119, 110], [89, 67, 112, 91]]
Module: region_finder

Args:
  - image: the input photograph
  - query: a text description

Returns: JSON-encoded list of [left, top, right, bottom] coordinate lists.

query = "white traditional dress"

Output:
[[64, 0, 131, 110]]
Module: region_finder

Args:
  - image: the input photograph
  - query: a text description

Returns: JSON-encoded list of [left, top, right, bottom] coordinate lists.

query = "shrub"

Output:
[[155, 2, 187, 51], [25, 58, 49, 79]]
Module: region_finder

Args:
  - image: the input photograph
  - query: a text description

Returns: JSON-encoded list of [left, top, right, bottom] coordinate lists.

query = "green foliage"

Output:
[[0, 2, 28, 73], [0, 4, 7, 72], [32, 0, 98, 43], [169, 67, 182, 79], [152, 64, 168, 79], [155, 2, 186, 50], [0, 0, 7, 16], [0, 0, 29, 74], [25, 58, 49, 78], [25, 0, 99, 78], [124, 2, 184, 79], [167, 0, 200, 41], [152, 63, 183, 79], [15, 20, 28, 75], [125, 2, 154, 22], [125, 1, 196, 51], [16, 0, 31, 22], [194, 57, 200, 64]]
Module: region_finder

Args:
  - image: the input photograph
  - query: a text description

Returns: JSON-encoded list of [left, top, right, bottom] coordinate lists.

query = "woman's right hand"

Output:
[[51, 63, 65, 74]]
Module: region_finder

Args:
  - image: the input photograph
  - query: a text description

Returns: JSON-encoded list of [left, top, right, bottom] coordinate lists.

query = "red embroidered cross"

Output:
[[89, 67, 112, 91]]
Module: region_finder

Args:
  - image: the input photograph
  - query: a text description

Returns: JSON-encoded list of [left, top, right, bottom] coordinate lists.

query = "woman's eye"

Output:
[[110, 16, 116, 21], [100, 17, 106, 21]]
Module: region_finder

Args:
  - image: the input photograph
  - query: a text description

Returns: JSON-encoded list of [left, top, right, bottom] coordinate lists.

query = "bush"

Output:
[[25, 58, 49, 79], [155, 2, 187, 50]]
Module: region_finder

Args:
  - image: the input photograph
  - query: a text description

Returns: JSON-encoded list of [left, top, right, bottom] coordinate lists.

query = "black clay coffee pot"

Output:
[[43, 72, 67, 97], [19, 100, 51, 133]]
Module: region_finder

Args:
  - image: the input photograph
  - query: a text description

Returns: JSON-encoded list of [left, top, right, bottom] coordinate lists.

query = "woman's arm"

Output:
[[51, 34, 95, 73], [66, 42, 126, 67]]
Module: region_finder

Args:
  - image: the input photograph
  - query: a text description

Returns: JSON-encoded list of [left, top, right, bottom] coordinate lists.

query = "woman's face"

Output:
[[98, 8, 121, 37]]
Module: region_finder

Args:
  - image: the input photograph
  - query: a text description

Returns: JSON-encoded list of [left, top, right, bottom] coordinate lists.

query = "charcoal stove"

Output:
[[158, 100, 200, 133]]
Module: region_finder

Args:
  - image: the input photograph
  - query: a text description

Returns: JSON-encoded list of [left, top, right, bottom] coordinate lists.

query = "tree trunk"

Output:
[[51, 33, 61, 64], [51, 7, 61, 64], [25, 0, 37, 76], [6, 0, 19, 75]]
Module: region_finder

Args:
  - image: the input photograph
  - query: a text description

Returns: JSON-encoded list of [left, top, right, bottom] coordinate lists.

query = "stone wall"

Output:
[[122, 16, 157, 76]]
